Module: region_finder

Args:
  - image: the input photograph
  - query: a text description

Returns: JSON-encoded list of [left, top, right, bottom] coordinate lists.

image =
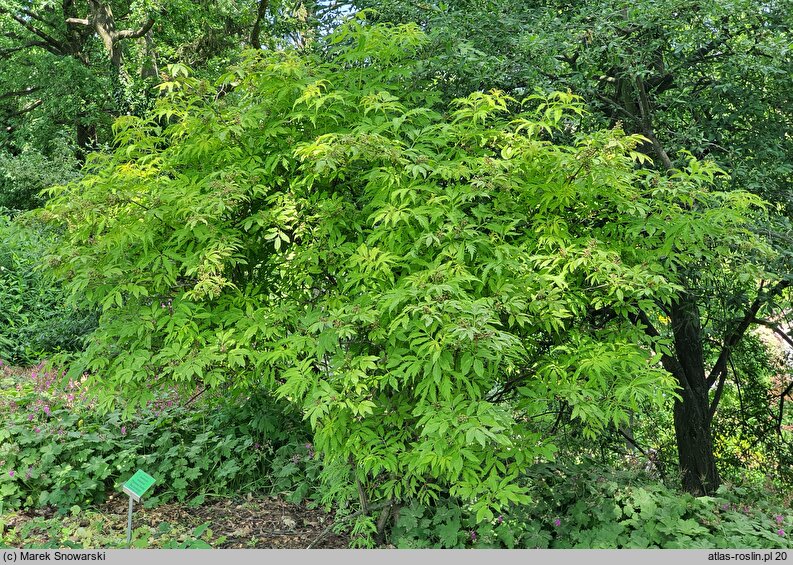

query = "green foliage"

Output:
[[0, 213, 96, 364], [0, 0, 352, 156], [392, 461, 792, 549], [0, 145, 81, 211], [712, 335, 793, 489], [0, 512, 223, 549], [0, 364, 311, 512], [359, 0, 793, 209], [41, 18, 773, 520], [517, 460, 791, 549]]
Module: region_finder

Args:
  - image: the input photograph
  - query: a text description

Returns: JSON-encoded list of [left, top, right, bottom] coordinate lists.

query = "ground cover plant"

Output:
[[390, 461, 791, 549], [0, 363, 317, 513]]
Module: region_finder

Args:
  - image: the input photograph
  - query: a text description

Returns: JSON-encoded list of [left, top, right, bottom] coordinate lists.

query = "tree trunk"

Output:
[[140, 30, 158, 79], [668, 294, 720, 495], [673, 385, 719, 495]]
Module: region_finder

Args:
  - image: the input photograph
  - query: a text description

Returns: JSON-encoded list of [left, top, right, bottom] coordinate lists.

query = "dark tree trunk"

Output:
[[667, 294, 720, 495], [673, 384, 719, 495]]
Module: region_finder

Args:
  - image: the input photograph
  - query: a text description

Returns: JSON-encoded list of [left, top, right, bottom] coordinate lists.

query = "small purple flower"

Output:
[[34, 427, 40, 433], [121, 426, 127, 436], [8, 470, 14, 478], [43, 405, 50, 416], [553, 518, 561, 527], [776, 515, 784, 525], [496, 515, 503, 524], [720, 503, 730, 511], [254, 443, 261, 450], [778, 529, 785, 537], [27, 413, 34, 421], [469, 531, 477, 542]]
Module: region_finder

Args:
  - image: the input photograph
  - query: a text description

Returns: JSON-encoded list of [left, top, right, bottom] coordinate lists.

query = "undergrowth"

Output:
[[0, 362, 319, 512], [391, 460, 791, 549]]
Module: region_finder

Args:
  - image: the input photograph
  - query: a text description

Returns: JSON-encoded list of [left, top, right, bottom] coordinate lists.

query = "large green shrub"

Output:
[[43, 17, 770, 522]]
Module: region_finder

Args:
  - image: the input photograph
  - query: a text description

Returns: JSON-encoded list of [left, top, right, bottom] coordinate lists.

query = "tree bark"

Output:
[[250, 0, 269, 49], [66, 0, 155, 70], [667, 294, 720, 495]]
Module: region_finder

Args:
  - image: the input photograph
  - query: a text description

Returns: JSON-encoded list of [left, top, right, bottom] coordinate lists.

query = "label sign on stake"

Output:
[[123, 469, 155, 502], [121, 469, 155, 547]]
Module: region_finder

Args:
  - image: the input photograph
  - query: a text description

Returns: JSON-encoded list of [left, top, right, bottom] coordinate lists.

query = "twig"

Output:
[[306, 501, 388, 549], [184, 387, 206, 407], [777, 381, 793, 435]]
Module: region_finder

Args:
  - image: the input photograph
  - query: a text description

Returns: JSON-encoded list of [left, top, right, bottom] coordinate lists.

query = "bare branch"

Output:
[[635, 76, 673, 171], [708, 363, 728, 422], [753, 317, 793, 349], [619, 428, 648, 456], [17, 8, 59, 30], [706, 279, 791, 388], [0, 41, 54, 56], [4, 99, 43, 118], [115, 16, 155, 41], [778, 381, 793, 435], [0, 87, 41, 100], [65, 17, 90, 26], [0, 8, 66, 54]]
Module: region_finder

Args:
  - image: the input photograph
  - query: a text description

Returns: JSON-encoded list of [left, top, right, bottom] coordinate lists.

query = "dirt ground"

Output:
[[105, 494, 350, 548], [3, 494, 350, 549]]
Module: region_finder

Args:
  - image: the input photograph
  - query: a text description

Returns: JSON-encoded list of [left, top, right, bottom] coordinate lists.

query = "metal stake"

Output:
[[126, 495, 134, 547]]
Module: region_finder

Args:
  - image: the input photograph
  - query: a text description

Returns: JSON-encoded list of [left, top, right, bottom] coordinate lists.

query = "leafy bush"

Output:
[[44, 16, 769, 521], [391, 460, 791, 548], [0, 213, 96, 364], [0, 145, 81, 212], [0, 363, 312, 512]]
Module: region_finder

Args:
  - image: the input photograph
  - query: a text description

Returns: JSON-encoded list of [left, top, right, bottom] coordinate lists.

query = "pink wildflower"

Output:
[[553, 518, 561, 527]]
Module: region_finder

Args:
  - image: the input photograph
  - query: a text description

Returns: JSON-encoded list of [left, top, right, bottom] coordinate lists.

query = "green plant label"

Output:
[[122, 469, 156, 502]]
